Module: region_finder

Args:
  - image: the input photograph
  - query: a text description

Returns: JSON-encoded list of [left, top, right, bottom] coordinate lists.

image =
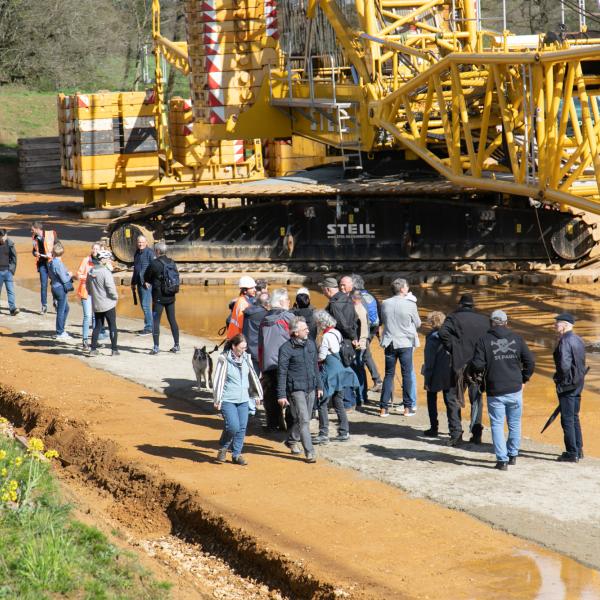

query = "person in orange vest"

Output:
[[31, 221, 57, 315], [226, 276, 257, 339]]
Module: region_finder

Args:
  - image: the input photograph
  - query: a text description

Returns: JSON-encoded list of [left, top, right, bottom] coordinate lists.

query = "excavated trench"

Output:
[[0, 384, 348, 600]]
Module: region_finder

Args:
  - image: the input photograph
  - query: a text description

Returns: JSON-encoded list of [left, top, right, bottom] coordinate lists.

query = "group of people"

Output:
[[0, 226, 588, 470], [213, 274, 588, 471]]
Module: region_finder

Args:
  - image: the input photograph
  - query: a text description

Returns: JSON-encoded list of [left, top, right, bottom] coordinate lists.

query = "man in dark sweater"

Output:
[[0, 229, 18, 315], [471, 310, 535, 470], [321, 277, 357, 343], [131, 235, 155, 335], [243, 292, 270, 373], [439, 293, 489, 446]]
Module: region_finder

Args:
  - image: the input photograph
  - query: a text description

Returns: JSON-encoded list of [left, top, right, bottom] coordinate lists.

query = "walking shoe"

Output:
[[82, 341, 90, 351], [216, 448, 227, 463], [111, 350, 120, 356], [508, 456, 517, 466], [495, 461, 508, 471], [55, 332, 72, 340], [395, 405, 405, 415], [137, 330, 152, 336], [404, 408, 417, 417], [169, 345, 181, 353], [423, 428, 439, 437], [9, 308, 19, 316], [149, 347, 160, 355], [41, 305, 47, 315], [578, 450, 584, 460], [370, 382, 383, 393], [469, 432, 483, 444], [88, 350, 100, 357], [305, 452, 317, 463], [557, 452, 579, 463], [332, 434, 350, 442], [284, 440, 302, 455], [379, 408, 390, 418], [232, 455, 248, 466], [312, 435, 329, 445], [445, 436, 464, 447]]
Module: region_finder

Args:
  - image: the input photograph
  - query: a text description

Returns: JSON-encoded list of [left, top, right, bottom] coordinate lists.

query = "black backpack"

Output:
[[339, 339, 356, 368], [160, 258, 180, 295]]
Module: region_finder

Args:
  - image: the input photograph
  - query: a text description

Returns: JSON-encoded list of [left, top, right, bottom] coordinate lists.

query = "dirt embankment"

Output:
[[0, 384, 344, 600]]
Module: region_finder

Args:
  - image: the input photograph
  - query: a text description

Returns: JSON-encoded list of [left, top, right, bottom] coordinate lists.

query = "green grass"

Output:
[[0, 431, 171, 600]]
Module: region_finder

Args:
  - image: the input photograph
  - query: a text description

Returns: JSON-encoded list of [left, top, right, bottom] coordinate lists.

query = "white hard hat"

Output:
[[239, 276, 256, 289]]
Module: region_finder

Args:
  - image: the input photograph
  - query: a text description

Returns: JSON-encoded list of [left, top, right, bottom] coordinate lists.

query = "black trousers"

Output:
[[558, 387, 583, 458], [444, 382, 483, 439], [427, 390, 449, 431], [364, 328, 382, 384], [261, 370, 287, 430], [91, 307, 117, 351], [152, 300, 179, 347]]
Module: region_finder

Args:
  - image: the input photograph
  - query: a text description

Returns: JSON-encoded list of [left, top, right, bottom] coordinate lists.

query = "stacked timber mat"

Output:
[[57, 91, 159, 190], [17, 137, 62, 191]]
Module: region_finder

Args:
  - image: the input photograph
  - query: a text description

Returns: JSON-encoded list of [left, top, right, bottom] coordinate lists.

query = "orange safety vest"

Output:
[[226, 294, 251, 339], [32, 230, 56, 266], [76, 255, 93, 300]]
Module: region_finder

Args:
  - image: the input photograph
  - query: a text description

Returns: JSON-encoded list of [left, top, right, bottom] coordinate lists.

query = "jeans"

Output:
[[426, 390, 449, 431], [0, 270, 16, 311], [558, 386, 584, 458], [317, 390, 349, 437], [352, 348, 368, 405], [380, 345, 414, 409], [444, 382, 483, 439], [52, 285, 69, 335], [91, 308, 118, 351], [39, 263, 49, 309], [81, 297, 92, 341], [487, 390, 523, 462], [152, 300, 180, 347], [220, 401, 249, 458], [410, 348, 418, 409], [137, 284, 153, 332], [288, 390, 315, 454]]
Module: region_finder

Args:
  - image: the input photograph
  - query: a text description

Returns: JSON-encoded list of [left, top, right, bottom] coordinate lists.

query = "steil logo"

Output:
[[327, 223, 375, 239]]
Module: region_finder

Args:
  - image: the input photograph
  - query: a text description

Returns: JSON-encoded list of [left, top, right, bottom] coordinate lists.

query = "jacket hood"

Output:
[[245, 305, 266, 317], [487, 326, 512, 338]]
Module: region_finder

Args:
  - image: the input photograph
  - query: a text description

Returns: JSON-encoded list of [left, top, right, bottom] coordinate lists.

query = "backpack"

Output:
[[360, 290, 380, 327], [160, 258, 180, 295], [339, 339, 356, 368]]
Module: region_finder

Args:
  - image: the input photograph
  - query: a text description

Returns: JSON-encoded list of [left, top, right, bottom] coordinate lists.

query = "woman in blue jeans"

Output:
[[47, 242, 73, 340], [213, 333, 262, 465]]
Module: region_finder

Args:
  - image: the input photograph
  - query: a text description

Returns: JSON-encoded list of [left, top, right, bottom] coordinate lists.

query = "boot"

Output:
[[469, 424, 483, 444]]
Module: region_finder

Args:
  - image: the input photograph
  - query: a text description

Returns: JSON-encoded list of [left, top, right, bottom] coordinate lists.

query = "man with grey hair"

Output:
[[379, 277, 421, 417], [131, 235, 155, 335], [143, 241, 180, 354], [471, 310, 535, 470], [552, 312, 587, 463], [258, 288, 295, 431], [277, 316, 322, 462]]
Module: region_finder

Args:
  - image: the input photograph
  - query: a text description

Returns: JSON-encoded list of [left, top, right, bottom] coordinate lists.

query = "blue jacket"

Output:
[[48, 258, 71, 291], [132, 247, 155, 286], [553, 331, 587, 394]]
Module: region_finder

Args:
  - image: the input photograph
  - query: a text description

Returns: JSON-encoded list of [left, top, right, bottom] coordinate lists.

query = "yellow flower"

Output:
[[14, 457, 22, 467], [44, 449, 59, 460], [9, 491, 17, 502], [0, 450, 6, 461], [1, 493, 8, 502], [28, 438, 44, 453], [8, 480, 17, 491], [1, 468, 6, 477], [0, 417, 7, 424]]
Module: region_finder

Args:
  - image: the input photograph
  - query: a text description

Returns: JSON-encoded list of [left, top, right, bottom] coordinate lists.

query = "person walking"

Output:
[[47, 242, 73, 340], [313, 310, 356, 444], [31, 221, 57, 314], [293, 288, 317, 340], [76, 243, 101, 350], [258, 288, 295, 431], [438, 294, 489, 446], [242, 291, 270, 374], [0, 229, 19, 316], [553, 313, 587, 463], [87, 250, 119, 356], [470, 310, 535, 470], [421, 311, 452, 437], [378, 278, 421, 418], [227, 276, 257, 339], [213, 333, 263, 466], [143, 242, 180, 355], [277, 317, 322, 462], [131, 235, 154, 336]]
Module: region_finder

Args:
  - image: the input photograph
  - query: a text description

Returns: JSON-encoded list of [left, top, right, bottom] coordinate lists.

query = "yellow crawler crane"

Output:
[[107, 0, 600, 266]]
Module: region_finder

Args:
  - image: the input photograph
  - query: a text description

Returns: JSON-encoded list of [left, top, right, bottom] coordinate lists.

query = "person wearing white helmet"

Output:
[[226, 275, 257, 339]]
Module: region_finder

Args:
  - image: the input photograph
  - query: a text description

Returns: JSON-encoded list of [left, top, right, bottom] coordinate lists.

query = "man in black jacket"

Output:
[[243, 292, 270, 373], [277, 316, 322, 463], [471, 310, 535, 470], [321, 277, 357, 342], [438, 294, 489, 446], [143, 242, 180, 355], [553, 313, 587, 463], [0, 229, 19, 315], [131, 235, 155, 335]]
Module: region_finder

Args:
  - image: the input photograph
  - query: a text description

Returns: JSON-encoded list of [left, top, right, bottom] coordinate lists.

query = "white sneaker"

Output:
[[55, 332, 72, 340], [396, 405, 405, 415], [405, 409, 417, 417]]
